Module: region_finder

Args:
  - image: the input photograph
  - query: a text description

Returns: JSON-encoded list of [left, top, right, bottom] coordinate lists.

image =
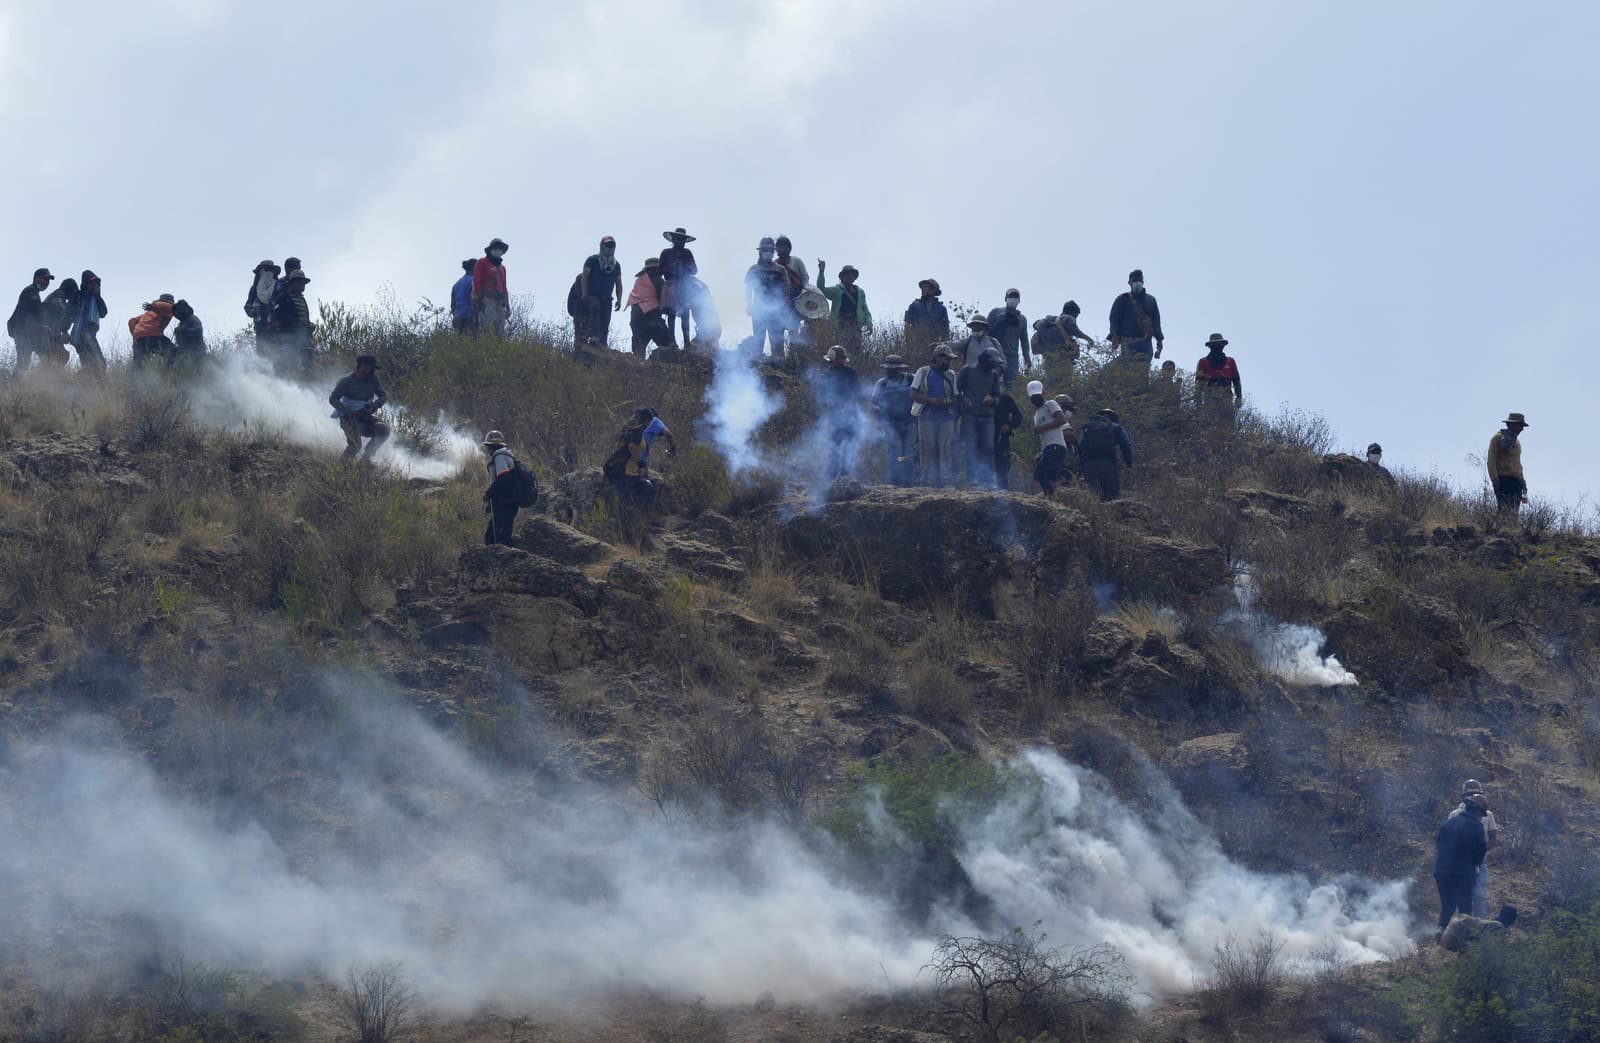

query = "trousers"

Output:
[[883, 419, 917, 486], [1434, 871, 1476, 932], [963, 415, 995, 487], [1081, 458, 1122, 500], [484, 496, 519, 545], [918, 417, 957, 488]]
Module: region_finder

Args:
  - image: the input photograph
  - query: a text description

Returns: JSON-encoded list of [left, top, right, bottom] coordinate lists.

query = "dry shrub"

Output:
[[334, 961, 422, 1043], [1200, 931, 1290, 1020]]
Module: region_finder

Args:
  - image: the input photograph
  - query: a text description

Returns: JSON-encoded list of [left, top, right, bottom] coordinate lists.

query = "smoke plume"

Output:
[[1228, 570, 1358, 687], [701, 348, 782, 473]]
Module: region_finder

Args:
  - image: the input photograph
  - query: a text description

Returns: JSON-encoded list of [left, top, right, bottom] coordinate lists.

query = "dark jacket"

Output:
[[994, 393, 1025, 445], [817, 365, 860, 417], [904, 298, 950, 342], [43, 281, 80, 336], [1077, 418, 1134, 467], [173, 312, 206, 355], [1108, 290, 1163, 343], [986, 306, 1029, 355], [329, 371, 388, 412], [956, 362, 1002, 418], [273, 289, 312, 336], [8, 284, 45, 338], [1434, 811, 1488, 877]]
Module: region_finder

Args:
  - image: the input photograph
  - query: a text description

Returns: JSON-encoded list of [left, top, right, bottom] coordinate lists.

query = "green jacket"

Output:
[[817, 271, 872, 328]]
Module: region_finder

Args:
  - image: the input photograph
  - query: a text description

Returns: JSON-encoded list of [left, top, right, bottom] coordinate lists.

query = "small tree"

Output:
[[335, 961, 421, 1043], [924, 924, 1131, 1042]]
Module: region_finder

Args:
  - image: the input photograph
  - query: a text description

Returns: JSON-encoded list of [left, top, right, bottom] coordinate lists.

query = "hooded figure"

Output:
[[171, 299, 206, 370], [70, 270, 109, 373], [451, 259, 477, 334]]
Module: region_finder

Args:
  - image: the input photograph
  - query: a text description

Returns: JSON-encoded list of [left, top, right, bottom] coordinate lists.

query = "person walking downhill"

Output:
[[328, 354, 391, 461], [871, 354, 917, 486], [817, 346, 861, 481], [70, 270, 109, 374], [1028, 380, 1073, 495], [911, 345, 960, 487], [658, 227, 699, 348], [1433, 794, 1489, 936], [1450, 780, 1502, 919], [816, 260, 872, 348], [473, 238, 511, 338], [1077, 408, 1134, 500], [1487, 412, 1530, 519], [904, 279, 950, 350], [1108, 268, 1164, 367], [128, 294, 177, 370], [482, 431, 521, 545], [986, 288, 1031, 388], [578, 236, 624, 348], [8, 268, 55, 377], [450, 259, 477, 334], [956, 349, 1003, 488]]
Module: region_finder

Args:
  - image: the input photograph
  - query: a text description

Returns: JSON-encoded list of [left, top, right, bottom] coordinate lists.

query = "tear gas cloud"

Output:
[[1229, 569, 1359, 687], [701, 347, 783, 473], [0, 686, 1410, 1011]]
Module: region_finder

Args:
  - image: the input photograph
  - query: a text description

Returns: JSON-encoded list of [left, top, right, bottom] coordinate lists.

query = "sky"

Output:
[[1, 0, 1595, 505]]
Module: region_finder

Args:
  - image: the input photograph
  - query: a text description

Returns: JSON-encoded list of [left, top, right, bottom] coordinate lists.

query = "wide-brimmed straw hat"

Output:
[[1205, 333, 1229, 348], [663, 227, 697, 243]]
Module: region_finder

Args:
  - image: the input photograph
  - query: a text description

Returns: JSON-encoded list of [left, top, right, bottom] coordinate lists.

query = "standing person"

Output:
[[40, 278, 80, 368], [1108, 269, 1164, 367], [1450, 781, 1502, 918], [328, 354, 390, 461], [472, 238, 511, 338], [911, 345, 960, 488], [128, 294, 177, 370], [1195, 333, 1243, 417], [1434, 795, 1489, 935], [904, 279, 950, 350], [271, 269, 315, 373], [70, 270, 109, 374], [774, 235, 809, 343], [956, 350, 1003, 488], [870, 354, 917, 486], [952, 314, 1002, 370], [658, 227, 699, 348], [1487, 413, 1530, 517], [626, 257, 670, 356], [817, 346, 860, 481], [1031, 300, 1094, 374], [482, 431, 521, 545], [1028, 381, 1072, 495], [986, 288, 1031, 387], [450, 259, 477, 334], [171, 299, 207, 370], [578, 236, 623, 348], [745, 237, 791, 358], [994, 386, 1024, 490], [244, 259, 280, 339], [1077, 408, 1134, 500], [816, 260, 872, 347], [8, 268, 54, 376]]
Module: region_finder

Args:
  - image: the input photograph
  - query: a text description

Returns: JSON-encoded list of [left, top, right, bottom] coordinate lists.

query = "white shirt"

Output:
[[488, 447, 514, 478], [1034, 401, 1068, 449]]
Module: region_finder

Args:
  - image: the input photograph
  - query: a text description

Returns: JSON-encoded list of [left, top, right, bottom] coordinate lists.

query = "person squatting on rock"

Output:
[[1487, 412, 1530, 517], [956, 348, 1003, 488], [1077, 407, 1134, 500], [328, 354, 391, 461], [1028, 380, 1073, 495], [911, 345, 960, 488], [1433, 790, 1489, 934], [871, 354, 917, 487], [473, 238, 511, 338], [604, 407, 674, 509], [817, 346, 861, 482]]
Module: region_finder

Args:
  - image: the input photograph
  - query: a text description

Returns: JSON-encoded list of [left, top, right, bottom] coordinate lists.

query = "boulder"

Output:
[[1082, 616, 1137, 671], [514, 514, 611, 565], [457, 546, 600, 613], [1132, 536, 1229, 595], [1171, 732, 1251, 780], [459, 594, 609, 672], [541, 468, 678, 527], [1231, 487, 1317, 521], [659, 533, 745, 583]]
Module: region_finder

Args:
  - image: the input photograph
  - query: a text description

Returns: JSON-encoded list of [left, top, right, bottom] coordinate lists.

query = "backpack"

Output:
[[508, 461, 539, 507], [1078, 420, 1118, 463], [566, 274, 584, 318]]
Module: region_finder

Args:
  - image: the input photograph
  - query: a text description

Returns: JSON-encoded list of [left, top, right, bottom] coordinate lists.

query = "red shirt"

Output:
[[473, 257, 508, 298], [1197, 354, 1240, 385]]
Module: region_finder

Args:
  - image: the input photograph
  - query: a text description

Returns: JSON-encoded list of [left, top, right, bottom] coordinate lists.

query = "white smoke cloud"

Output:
[[701, 348, 783, 474], [1228, 570, 1358, 687]]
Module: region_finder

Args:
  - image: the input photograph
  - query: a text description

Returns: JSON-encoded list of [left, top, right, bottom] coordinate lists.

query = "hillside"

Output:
[[2, 324, 1599, 1043]]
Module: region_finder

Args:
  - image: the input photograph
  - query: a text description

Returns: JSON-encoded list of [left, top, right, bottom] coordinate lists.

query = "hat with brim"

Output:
[[882, 355, 908, 370], [1462, 778, 1484, 796], [256, 260, 280, 273], [157, 293, 176, 303], [1504, 413, 1530, 426], [933, 344, 959, 359], [919, 278, 942, 296], [486, 238, 509, 253], [34, 268, 53, 281], [482, 430, 507, 446], [840, 265, 859, 278], [286, 270, 309, 283], [663, 227, 697, 244], [1205, 333, 1229, 349], [967, 316, 989, 329]]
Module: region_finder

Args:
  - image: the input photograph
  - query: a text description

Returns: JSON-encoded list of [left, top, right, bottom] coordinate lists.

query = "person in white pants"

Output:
[[1449, 779, 1501, 917]]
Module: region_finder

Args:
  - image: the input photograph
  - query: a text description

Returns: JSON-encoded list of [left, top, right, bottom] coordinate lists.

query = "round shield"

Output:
[[794, 287, 829, 320]]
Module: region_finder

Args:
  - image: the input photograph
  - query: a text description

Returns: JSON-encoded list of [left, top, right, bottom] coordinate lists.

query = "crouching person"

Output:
[[328, 354, 390, 461], [603, 408, 665, 509]]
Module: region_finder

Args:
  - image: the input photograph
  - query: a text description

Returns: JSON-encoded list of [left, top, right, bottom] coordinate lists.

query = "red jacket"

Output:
[[473, 257, 508, 298], [128, 300, 174, 339], [1197, 354, 1239, 384]]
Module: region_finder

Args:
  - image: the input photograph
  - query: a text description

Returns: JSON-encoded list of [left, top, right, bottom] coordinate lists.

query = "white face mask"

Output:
[[490, 249, 506, 259], [759, 250, 774, 262], [1367, 452, 1382, 464], [1006, 298, 1019, 309]]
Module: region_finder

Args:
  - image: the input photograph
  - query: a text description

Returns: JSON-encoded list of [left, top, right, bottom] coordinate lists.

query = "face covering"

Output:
[[490, 249, 506, 260], [1130, 281, 1145, 293], [759, 250, 774, 262], [600, 245, 615, 259], [1367, 452, 1382, 465], [1006, 298, 1019, 309]]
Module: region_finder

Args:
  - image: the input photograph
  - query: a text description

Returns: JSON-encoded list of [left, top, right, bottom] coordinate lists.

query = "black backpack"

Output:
[[508, 461, 539, 507], [1078, 420, 1118, 463], [566, 275, 584, 318], [602, 439, 633, 481]]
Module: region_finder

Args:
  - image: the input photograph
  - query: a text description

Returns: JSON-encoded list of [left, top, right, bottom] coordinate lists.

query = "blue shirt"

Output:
[[640, 417, 667, 465], [451, 274, 475, 321]]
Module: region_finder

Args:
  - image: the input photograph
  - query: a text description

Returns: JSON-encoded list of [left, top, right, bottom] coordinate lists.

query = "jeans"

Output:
[[1082, 458, 1122, 500], [1121, 338, 1153, 369], [918, 417, 957, 487], [478, 297, 509, 338], [826, 423, 855, 481], [484, 496, 519, 545], [1473, 864, 1489, 918], [72, 330, 106, 374], [1434, 871, 1475, 931], [752, 315, 787, 358], [963, 415, 995, 487], [1002, 344, 1021, 388], [883, 419, 917, 486], [1033, 443, 1067, 493]]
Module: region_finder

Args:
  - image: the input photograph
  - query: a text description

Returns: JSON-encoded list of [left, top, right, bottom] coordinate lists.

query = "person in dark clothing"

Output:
[[245, 259, 280, 337], [481, 430, 522, 545], [8, 268, 55, 376], [904, 279, 950, 349], [745, 237, 791, 358], [658, 228, 699, 348], [1196, 333, 1243, 414], [993, 388, 1024, 490], [870, 354, 917, 486], [39, 278, 80, 369], [70, 270, 109, 374], [1078, 408, 1135, 500], [1434, 798, 1489, 933], [817, 346, 861, 481], [450, 259, 476, 334], [1108, 269, 1164, 367], [986, 288, 1030, 388], [956, 349, 1003, 488], [271, 269, 315, 374], [171, 300, 207, 371], [1031, 300, 1094, 375], [603, 409, 663, 509], [328, 354, 390, 461], [578, 235, 624, 348]]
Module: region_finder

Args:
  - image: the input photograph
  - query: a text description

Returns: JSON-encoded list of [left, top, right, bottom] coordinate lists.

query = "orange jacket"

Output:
[[128, 300, 174, 339]]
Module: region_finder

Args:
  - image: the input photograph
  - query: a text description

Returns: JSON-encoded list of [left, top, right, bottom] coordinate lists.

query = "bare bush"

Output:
[[334, 961, 421, 1043], [644, 998, 730, 1043], [1201, 930, 1290, 1018]]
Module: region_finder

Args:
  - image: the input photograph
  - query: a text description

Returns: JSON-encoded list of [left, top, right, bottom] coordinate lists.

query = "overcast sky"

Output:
[[2, 0, 1594, 505]]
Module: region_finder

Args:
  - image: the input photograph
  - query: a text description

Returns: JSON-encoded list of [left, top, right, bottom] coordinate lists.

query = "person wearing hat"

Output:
[[1108, 268, 1164, 367], [127, 293, 177, 370], [7, 268, 55, 376], [816, 260, 873, 346], [270, 269, 315, 373], [1077, 407, 1134, 501], [625, 257, 671, 356], [986, 289, 1030, 388], [472, 238, 511, 338], [658, 228, 699, 348], [745, 237, 791, 358], [70, 270, 109, 375], [328, 355, 390, 462], [1487, 413, 1530, 517], [244, 259, 281, 340], [1447, 780, 1501, 918], [1434, 790, 1490, 935], [480, 430, 524, 545], [1364, 442, 1395, 485], [911, 344, 960, 487], [1031, 301, 1094, 376], [450, 259, 478, 335], [904, 279, 950, 349], [1028, 380, 1072, 495], [170, 299, 207, 372], [870, 354, 917, 486], [1195, 333, 1243, 418], [952, 314, 1002, 371], [817, 346, 861, 481], [577, 235, 624, 348]]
